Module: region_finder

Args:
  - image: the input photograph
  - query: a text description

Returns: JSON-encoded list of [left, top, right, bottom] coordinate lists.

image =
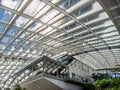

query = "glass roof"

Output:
[[0, 0, 120, 88]]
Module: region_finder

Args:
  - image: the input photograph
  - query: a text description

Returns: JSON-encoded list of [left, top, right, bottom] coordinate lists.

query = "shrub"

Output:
[[112, 77, 120, 86], [93, 77, 120, 90], [92, 73, 110, 80], [84, 83, 95, 90], [99, 78, 113, 88], [13, 84, 26, 90], [94, 80, 101, 90]]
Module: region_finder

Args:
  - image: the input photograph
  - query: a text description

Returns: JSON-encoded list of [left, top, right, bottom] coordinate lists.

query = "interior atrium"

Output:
[[0, 0, 120, 90]]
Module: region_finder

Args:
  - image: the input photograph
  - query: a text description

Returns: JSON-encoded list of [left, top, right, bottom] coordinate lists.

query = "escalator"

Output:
[[26, 55, 74, 77], [8, 56, 91, 90]]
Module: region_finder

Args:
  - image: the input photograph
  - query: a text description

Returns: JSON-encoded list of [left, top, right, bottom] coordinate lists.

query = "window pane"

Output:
[[0, 8, 12, 23]]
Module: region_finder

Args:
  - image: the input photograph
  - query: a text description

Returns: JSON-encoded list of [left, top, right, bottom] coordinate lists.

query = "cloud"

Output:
[[1, 0, 29, 27], [24, 0, 44, 16], [15, 16, 29, 27], [1, 0, 44, 28], [1, 0, 18, 9]]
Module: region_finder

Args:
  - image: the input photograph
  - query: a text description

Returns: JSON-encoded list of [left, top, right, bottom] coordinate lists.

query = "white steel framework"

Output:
[[0, 0, 120, 88]]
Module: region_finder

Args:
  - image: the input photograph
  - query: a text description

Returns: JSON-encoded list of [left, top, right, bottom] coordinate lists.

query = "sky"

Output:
[[0, 8, 12, 23]]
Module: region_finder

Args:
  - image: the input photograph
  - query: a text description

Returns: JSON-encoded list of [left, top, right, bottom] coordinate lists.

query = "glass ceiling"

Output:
[[0, 0, 120, 88]]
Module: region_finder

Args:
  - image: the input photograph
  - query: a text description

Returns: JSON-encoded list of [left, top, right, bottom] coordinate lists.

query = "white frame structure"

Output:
[[0, 0, 120, 88]]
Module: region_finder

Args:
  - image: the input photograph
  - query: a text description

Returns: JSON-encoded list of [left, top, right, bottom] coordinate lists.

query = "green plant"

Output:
[[92, 73, 110, 81], [84, 83, 95, 90], [22, 88, 26, 90], [13, 84, 26, 90], [93, 77, 120, 90], [112, 77, 120, 85], [4, 88, 10, 90], [105, 86, 120, 90], [94, 80, 101, 90], [100, 78, 113, 88]]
